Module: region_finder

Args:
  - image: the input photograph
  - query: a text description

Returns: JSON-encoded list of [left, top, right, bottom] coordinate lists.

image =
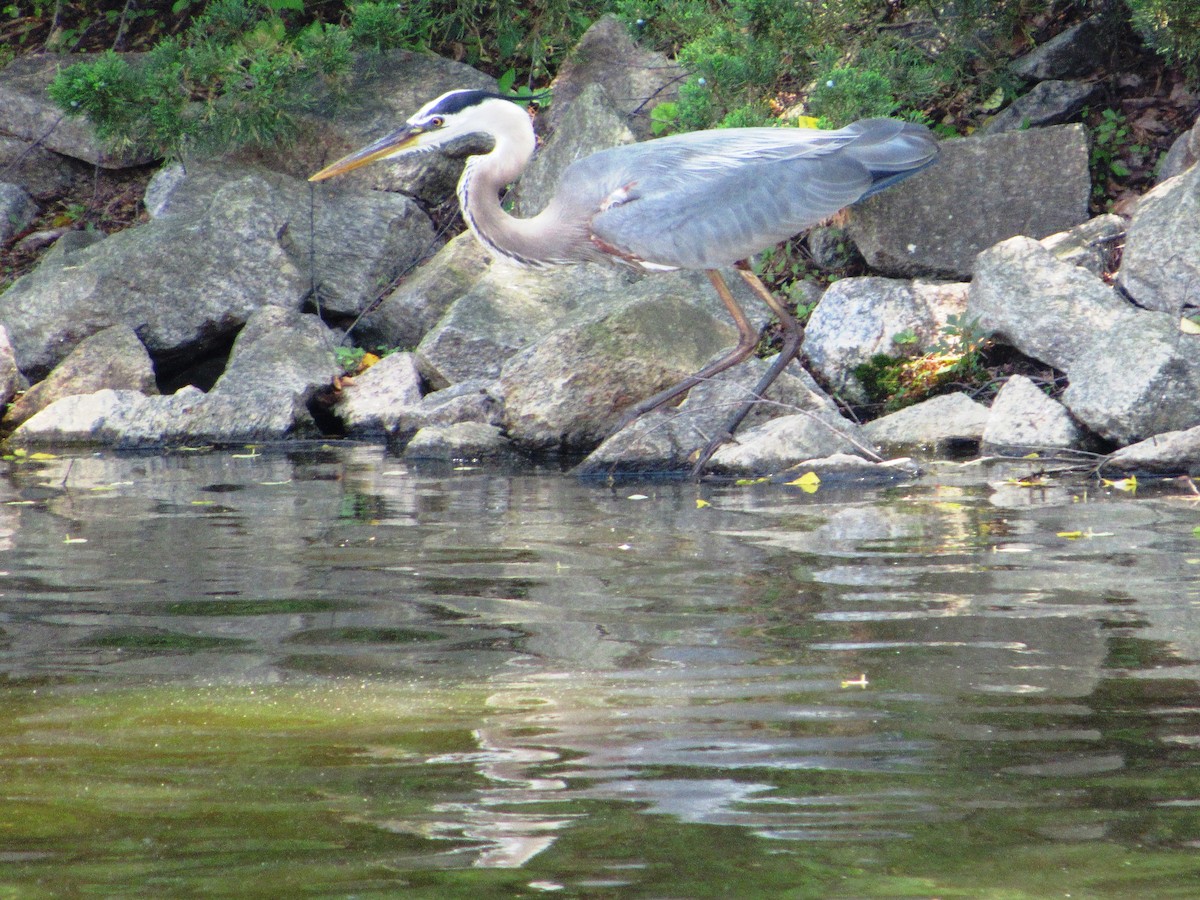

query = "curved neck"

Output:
[[456, 109, 576, 267]]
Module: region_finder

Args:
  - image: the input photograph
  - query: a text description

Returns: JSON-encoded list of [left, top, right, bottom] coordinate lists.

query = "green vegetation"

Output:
[[854, 313, 992, 412], [1127, 0, 1200, 78]]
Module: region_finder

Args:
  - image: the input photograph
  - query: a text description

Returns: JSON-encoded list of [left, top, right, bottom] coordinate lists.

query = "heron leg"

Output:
[[617, 269, 760, 426], [689, 266, 806, 479]]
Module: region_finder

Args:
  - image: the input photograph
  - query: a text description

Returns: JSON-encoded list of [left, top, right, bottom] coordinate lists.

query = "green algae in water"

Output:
[[79, 629, 250, 651]]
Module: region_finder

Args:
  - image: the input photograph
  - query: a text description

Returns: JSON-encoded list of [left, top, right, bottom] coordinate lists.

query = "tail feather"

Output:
[[841, 118, 939, 198]]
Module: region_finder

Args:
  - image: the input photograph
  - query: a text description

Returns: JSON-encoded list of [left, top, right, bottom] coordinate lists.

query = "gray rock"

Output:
[[333, 351, 424, 435], [707, 410, 875, 477], [970, 236, 1128, 370], [1157, 115, 1199, 182], [864, 392, 990, 450], [1117, 162, 1200, 315], [984, 80, 1099, 134], [848, 124, 1091, 278], [418, 263, 762, 390], [10, 307, 338, 447], [0, 326, 24, 411], [402, 422, 512, 460], [804, 277, 968, 402], [0, 169, 309, 379], [0, 135, 84, 197], [1061, 316, 1200, 446], [543, 14, 683, 141], [356, 232, 492, 351], [516, 83, 635, 216], [1040, 214, 1125, 276], [0, 182, 38, 245], [389, 380, 502, 439], [1010, 16, 1113, 81], [3, 325, 156, 429], [1105, 425, 1200, 474], [969, 236, 1200, 445], [575, 358, 838, 476], [259, 50, 496, 204], [0, 54, 155, 168], [981, 375, 1087, 454], [499, 277, 768, 452], [771, 453, 922, 486], [149, 163, 437, 318]]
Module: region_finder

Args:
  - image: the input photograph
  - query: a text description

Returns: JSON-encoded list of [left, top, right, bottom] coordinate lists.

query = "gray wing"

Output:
[[560, 119, 936, 270]]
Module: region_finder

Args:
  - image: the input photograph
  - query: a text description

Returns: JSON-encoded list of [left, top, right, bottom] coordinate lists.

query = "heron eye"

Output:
[[429, 116, 445, 128]]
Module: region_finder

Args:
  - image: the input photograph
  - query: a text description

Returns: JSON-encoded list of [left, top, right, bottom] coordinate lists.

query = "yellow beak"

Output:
[[308, 124, 425, 182]]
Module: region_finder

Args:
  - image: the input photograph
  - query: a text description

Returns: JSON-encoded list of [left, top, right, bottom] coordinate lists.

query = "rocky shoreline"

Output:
[[1, 15, 1198, 480]]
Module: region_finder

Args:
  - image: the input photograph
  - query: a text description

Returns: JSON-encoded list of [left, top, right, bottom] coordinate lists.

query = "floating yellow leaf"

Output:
[[1058, 530, 1084, 539], [1181, 317, 1200, 335], [841, 674, 869, 689], [786, 471, 821, 493], [695, 498, 711, 509], [735, 477, 769, 486], [63, 536, 87, 544], [1102, 475, 1138, 493], [27, 451, 56, 460]]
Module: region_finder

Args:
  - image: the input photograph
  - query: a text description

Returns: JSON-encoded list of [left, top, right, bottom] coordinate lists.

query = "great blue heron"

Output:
[[310, 89, 939, 475]]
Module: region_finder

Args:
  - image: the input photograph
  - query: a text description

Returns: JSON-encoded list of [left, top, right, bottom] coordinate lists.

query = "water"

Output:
[[0, 445, 1197, 897]]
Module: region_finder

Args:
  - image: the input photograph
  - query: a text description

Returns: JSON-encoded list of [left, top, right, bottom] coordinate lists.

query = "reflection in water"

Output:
[[0, 446, 1198, 895]]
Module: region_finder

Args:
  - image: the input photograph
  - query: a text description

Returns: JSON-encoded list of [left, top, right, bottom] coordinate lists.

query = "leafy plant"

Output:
[[1086, 107, 1150, 207], [48, 0, 353, 160], [853, 314, 991, 412], [1126, 0, 1200, 80]]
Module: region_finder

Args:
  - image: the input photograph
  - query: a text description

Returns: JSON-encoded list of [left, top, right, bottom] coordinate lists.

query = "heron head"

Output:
[[309, 89, 525, 182]]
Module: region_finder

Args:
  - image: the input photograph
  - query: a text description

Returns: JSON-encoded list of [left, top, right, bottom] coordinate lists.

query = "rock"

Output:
[[388, 380, 502, 438], [333, 352, 424, 435], [499, 277, 768, 452], [1040, 214, 1124, 276], [1061, 315, 1200, 446], [770, 453, 922, 486], [0, 168, 310, 380], [983, 80, 1099, 134], [543, 14, 683, 141], [418, 263, 763, 390], [1105, 425, 1200, 474], [970, 236, 1127, 370], [516, 83, 635, 216], [1010, 16, 1114, 81], [10, 307, 338, 447], [355, 232, 492, 352], [981, 375, 1088, 454], [1157, 115, 1199, 182], [575, 358, 840, 476], [1117, 162, 1200, 315], [0, 54, 154, 168], [3, 325, 156, 429], [707, 410, 875, 477], [0, 182, 38, 245], [969, 236, 1200, 445], [402, 422, 512, 460], [0, 326, 24, 411], [0, 135, 84, 198], [256, 50, 496, 204], [848, 124, 1091, 278], [149, 163, 437, 318], [804, 277, 968, 402], [863, 392, 990, 451], [805, 226, 862, 271]]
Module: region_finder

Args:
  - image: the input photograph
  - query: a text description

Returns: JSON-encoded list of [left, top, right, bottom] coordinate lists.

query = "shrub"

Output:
[[1126, 0, 1200, 78]]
